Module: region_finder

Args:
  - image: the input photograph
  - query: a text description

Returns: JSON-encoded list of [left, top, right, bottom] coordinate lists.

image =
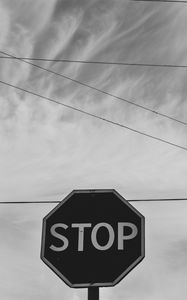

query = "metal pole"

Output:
[[88, 287, 99, 300]]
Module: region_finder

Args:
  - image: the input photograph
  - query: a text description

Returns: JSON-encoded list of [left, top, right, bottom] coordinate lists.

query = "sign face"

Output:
[[41, 189, 145, 288]]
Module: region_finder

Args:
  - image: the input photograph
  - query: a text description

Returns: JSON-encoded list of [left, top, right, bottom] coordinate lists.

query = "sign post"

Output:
[[88, 287, 99, 300], [41, 189, 145, 298]]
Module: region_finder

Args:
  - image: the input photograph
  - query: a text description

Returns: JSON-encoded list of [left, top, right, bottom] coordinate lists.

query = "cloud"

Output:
[[165, 240, 187, 273], [0, 0, 186, 204], [0, 2, 10, 46]]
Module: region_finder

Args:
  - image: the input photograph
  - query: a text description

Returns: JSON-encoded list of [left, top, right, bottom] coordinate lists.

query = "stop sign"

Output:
[[41, 189, 145, 288]]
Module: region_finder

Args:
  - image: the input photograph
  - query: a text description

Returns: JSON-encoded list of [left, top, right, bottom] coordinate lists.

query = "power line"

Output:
[[132, 0, 187, 3], [1, 50, 187, 127], [1, 55, 187, 68], [0, 201, 60, 204], [0, 78, 187, 151], [130, 198, 187, 202], [0, 198, 187, 204]]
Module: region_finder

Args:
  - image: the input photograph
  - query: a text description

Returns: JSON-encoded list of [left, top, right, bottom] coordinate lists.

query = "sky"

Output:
[[0, 0, 187, 299]]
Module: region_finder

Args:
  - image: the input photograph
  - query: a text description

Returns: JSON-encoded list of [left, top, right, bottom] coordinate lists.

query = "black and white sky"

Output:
[[0, 0, 187, 299]]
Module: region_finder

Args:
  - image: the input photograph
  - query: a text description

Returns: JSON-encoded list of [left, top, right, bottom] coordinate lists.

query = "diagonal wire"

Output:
[[1, 50, 187, 127], [0, 78, 187, 151], [1, 55, 187, 68]]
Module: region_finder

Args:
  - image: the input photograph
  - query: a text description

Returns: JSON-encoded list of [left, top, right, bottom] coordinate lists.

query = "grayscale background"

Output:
[[0, 0, 187, 299]]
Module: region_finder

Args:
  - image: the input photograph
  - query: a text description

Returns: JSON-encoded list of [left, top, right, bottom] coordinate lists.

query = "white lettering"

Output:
[[50, 223, 69, 251], [71, 223, 92, 251], [91, 222, 115, 250], [49, 222, 138, 252], [118, 222, 138, 250]]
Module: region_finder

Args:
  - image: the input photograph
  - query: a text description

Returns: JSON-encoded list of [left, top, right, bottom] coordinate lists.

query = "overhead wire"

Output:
[[0, 78, 187, 151], [0, 198, 187, 204], [132, 0, 187, 3], [1, 50, 187, 127], [1, 55, 187, 68]]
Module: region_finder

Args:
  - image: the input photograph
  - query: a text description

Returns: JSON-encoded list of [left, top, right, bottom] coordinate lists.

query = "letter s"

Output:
[[50, 223, 69, 251]]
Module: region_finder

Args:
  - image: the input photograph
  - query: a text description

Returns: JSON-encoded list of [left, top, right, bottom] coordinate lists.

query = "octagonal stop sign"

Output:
[[41, 189, 145, 288]]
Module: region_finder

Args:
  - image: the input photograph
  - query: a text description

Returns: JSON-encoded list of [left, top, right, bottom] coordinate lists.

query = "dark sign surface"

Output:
[[41, 189, 145, 287]]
